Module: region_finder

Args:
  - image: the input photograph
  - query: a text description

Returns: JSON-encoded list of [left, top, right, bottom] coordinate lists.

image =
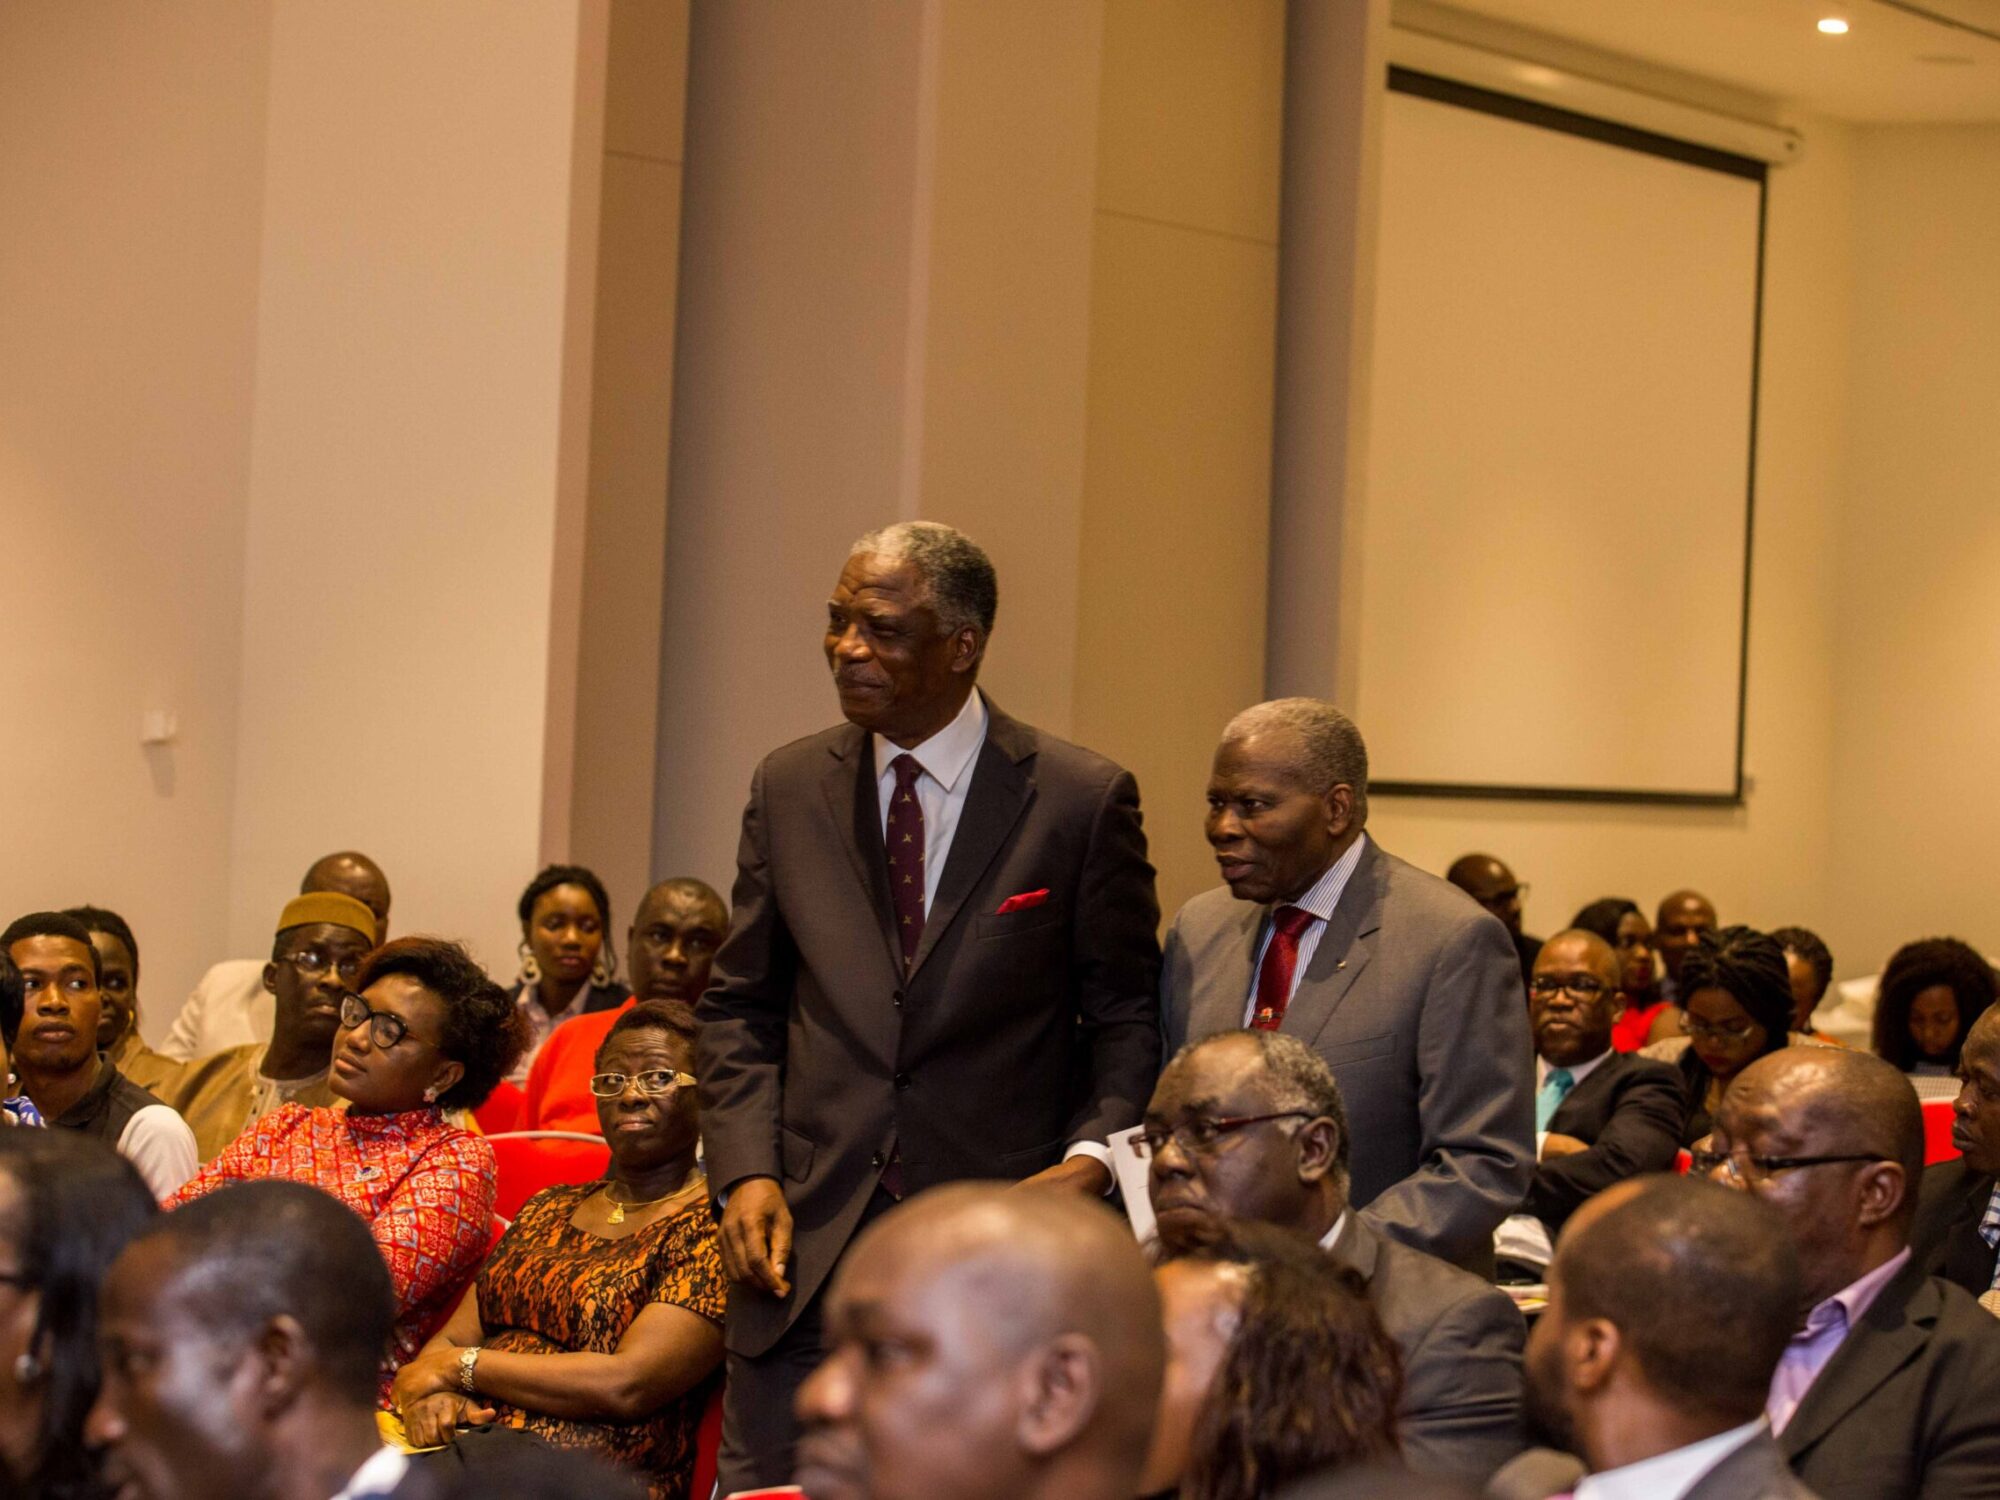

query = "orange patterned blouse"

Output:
[[167, 1102, 497, 1400], [476, 1183, 725, 1500]]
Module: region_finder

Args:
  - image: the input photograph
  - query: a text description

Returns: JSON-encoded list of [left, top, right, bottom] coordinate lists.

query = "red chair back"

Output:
[[690, 1378, 725, 1500], [1923, 1099, 1961, 1165], [1674, 1148, 1693, 1175], [488, 1132, 612, 1220], [474, 1080, 526, 1135]]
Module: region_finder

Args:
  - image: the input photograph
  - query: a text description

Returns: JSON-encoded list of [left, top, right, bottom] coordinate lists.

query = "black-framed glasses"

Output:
[[288, 946, 365, 984], [1133, 1111, 1312, 1160], [1529, 973, 1609, 999], [1690, 1148, 1889, 1185], [337, 991, 422, 1050], [586, 1069, 696, 1099]]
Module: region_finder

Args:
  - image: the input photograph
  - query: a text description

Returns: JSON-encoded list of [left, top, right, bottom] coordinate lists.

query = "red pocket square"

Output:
[[996, 888, 1050, 915]]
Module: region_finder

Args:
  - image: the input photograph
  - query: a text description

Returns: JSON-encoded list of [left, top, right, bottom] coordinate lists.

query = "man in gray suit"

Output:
[[1509, 1176, 1818, 1500], [1145, 1030, 1527, 1481], [1160, 698, 1533, 1271], [697, 522, 1163, 1493]]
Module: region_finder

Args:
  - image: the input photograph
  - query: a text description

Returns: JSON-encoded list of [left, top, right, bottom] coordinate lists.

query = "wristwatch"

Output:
[[458, 1345, 481, 1395]]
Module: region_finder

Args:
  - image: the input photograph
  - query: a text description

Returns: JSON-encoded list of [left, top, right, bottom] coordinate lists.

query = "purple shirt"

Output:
[[1767, 1247, 1911, 1432]]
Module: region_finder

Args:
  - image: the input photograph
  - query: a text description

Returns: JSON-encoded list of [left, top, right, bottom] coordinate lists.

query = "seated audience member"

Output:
[[170, 937, 524, 1396], [1143, 1031, 1524, 1480], [1647, 888, 1720, 1038], [1510, 1176, 1813, 1500], [0, 1130, 157, 1500], [508, 865, 629, 1087], [1447, 853, 1540, 987], [1912, 1002, 2000, 1303], [794, 1185, 1164, 1500], [156, 893, 376, 1160], [1494, 931, 1685, 1278], [1654, 926, 1794, 1144], [1569, 898, 1666, 1052], [62, 905, 182, 1096], [159, 849, 391, 1060], [519, 879, 726, 1135], [1870, 937, 1996, 1090], [89, 1180, 430, 1500], [1, 913, 197, 1199], [1705, 1047, 2000, 1498], [395, 1001, 724, 1498], [1771, 926, 1842, 1047], [1148, 1218, 1401, 1500]]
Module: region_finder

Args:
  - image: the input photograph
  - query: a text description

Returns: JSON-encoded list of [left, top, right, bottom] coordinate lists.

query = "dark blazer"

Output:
[[1163, 839, 1534, 1271], [1778, 1256, 2000, 1500], [1328, 1215, 1526, 1481], [1525, 1052, 1687, 1234], [696, 700, 1162, 1356], [1911, 1158, 1999, 1301], [1491, 1434, 1818, 1500]]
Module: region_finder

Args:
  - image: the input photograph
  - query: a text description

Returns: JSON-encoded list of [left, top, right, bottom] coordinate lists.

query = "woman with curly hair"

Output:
[[1871, 937, 1997, 1079], [509, 865, 629, 1086], [170, 937, 527, 1397], [1669, 926, 1795, 1144]]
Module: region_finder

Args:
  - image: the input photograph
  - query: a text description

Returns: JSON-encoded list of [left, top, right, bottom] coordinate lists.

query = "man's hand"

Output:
[[1015, 1155, 1112, 1196], [719, 1175, 794, 1297], [1540, 1132, 1589, 1160], [401, 1393, 494, 1450]]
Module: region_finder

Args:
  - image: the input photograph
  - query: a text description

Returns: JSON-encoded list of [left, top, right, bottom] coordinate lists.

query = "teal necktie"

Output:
[[1536, 1067, 1575, 1132]]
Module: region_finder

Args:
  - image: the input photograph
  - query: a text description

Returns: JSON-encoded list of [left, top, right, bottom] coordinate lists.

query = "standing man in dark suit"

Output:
[[1913, 1002, 2000, 1304], [1160, 699, 1533, 1272], [1144, 1030, 1527, 1481], [1496, 929, 1687, 1277], [1706, 1047, 2000, 1499], [696, 521, 1163, 1492]]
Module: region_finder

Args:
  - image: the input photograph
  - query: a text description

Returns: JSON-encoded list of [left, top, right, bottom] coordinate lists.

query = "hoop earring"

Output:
[[517, 942, 540, 988], [590, 955, 612, 989]]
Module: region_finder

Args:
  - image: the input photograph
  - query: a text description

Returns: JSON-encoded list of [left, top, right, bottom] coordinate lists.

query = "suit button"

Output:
[[894, 1072, 911, 1090], [892, 990, 904, 1008], [870, 1151, 885, 1169]]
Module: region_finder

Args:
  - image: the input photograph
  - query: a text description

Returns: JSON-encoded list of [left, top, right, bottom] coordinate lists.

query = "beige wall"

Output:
[[224, 0, 610, 986], [0, 2, 271, 1021], [1826, 126, 2000, 976]]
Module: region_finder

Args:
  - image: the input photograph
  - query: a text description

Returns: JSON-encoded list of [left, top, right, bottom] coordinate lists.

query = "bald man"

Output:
[[794, 1184, 1164, 1500], [1708, 1047, 2000, 1500], [160, 851, 391, 1061], [1446, 854, 1540, 987], [1654, 889, 1718, 1006]]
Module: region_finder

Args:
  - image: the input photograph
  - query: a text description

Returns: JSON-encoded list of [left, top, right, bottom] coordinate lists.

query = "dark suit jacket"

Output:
[[1779, 1257, 2000, 1500], [1912, 1158, 1999, 1301], [1525, 1052, 1687, 1234], [696, 700, 1162, 1355], [1163, 839, 1535, 1271], [1491, 1434, 1818, 1500], [1329, 1215, 1526, 1481]]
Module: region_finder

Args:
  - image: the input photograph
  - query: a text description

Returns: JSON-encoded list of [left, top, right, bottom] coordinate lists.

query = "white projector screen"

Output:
[[1354, 73, 1764, 803]]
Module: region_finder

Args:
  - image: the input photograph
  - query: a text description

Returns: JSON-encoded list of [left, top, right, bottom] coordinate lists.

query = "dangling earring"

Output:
[[517, 941, 541, 988], [13, 1353, 42, 1386], [590, 955, 612, 988]]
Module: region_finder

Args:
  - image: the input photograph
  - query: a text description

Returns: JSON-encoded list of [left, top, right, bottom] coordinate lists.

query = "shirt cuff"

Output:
[[1064, 1140, 1116, 1196]]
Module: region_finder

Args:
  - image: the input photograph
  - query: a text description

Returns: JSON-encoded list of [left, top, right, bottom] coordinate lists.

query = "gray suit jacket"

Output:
[[1490, 1433, 1818, 1500], [697, 702, 1163, 1356], [1330, 1215, 1526, 1481], [1163, 838, 1534, 1270]]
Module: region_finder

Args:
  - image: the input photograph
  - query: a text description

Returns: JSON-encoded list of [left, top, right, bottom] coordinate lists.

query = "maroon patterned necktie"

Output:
[[1250, 905, 1316, 1030], [885, 753, 926, 969]]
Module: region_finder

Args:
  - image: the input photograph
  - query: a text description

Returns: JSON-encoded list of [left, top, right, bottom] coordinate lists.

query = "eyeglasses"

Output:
[[288, 946, 365, 983], [337, 991, 426, 1051], [1529, 973, 1609, 999], [1133, 1111, 1311, 1160], [1689, 1148, 1889, 1185], [586, 1069, 696, 1099], [1683, 1014, 1760, 1044]]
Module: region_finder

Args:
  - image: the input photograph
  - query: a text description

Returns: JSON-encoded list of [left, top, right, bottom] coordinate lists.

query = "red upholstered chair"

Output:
[[1675, 1148, 1693, 1175], [487, 1131, 612, 1221], [690, 1378, 725, 1500], [1923, 1099, 1962, 1165], [473, 1080, 526, 1135]]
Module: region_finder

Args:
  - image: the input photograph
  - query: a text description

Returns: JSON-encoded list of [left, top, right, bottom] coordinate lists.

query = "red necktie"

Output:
[[884, 754, 926, 969], [1250, 905, 1316, 1031]]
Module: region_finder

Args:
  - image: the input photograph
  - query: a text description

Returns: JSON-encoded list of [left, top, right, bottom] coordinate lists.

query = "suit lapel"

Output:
[[1779, 1261, 1935, 1461], [819, 728, 904, 978], [1548, 1055, 1622, 1135], [908, 707, 1035, 977], [1189, 905, 1263, 1041], [1945, 1170, 1999, 1292], [1284, 840, 1386, 1049]]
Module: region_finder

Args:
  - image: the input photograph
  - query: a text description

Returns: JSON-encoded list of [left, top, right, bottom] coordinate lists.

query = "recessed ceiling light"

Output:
[[1818, 17, 1850, 34]]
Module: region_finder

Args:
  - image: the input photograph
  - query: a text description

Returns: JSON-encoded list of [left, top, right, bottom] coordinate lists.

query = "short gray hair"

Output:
[[1172, 1030, 1350, 1184], [849, 520, 998, 636], [1221, 698, 1369, 825]]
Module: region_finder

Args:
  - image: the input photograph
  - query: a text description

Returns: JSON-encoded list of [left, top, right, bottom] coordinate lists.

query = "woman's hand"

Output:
[[401, 1392, 496, 1450], [393, 1346, 472, 1410]]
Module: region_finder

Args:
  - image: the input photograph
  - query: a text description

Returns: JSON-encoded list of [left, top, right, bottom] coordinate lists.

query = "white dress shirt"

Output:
[[1240, 833, 1369, 1024], [1573, 1419, 1766, 1500], [329, 1447, 409, 1500], [873, 686, 989, 913]]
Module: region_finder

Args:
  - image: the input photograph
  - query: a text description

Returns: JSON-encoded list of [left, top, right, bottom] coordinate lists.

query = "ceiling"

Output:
[[1410, 0, 2000, 123]]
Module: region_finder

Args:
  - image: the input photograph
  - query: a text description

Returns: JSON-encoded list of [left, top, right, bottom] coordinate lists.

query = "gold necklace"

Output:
[[604, 1172, 706, 1225]]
